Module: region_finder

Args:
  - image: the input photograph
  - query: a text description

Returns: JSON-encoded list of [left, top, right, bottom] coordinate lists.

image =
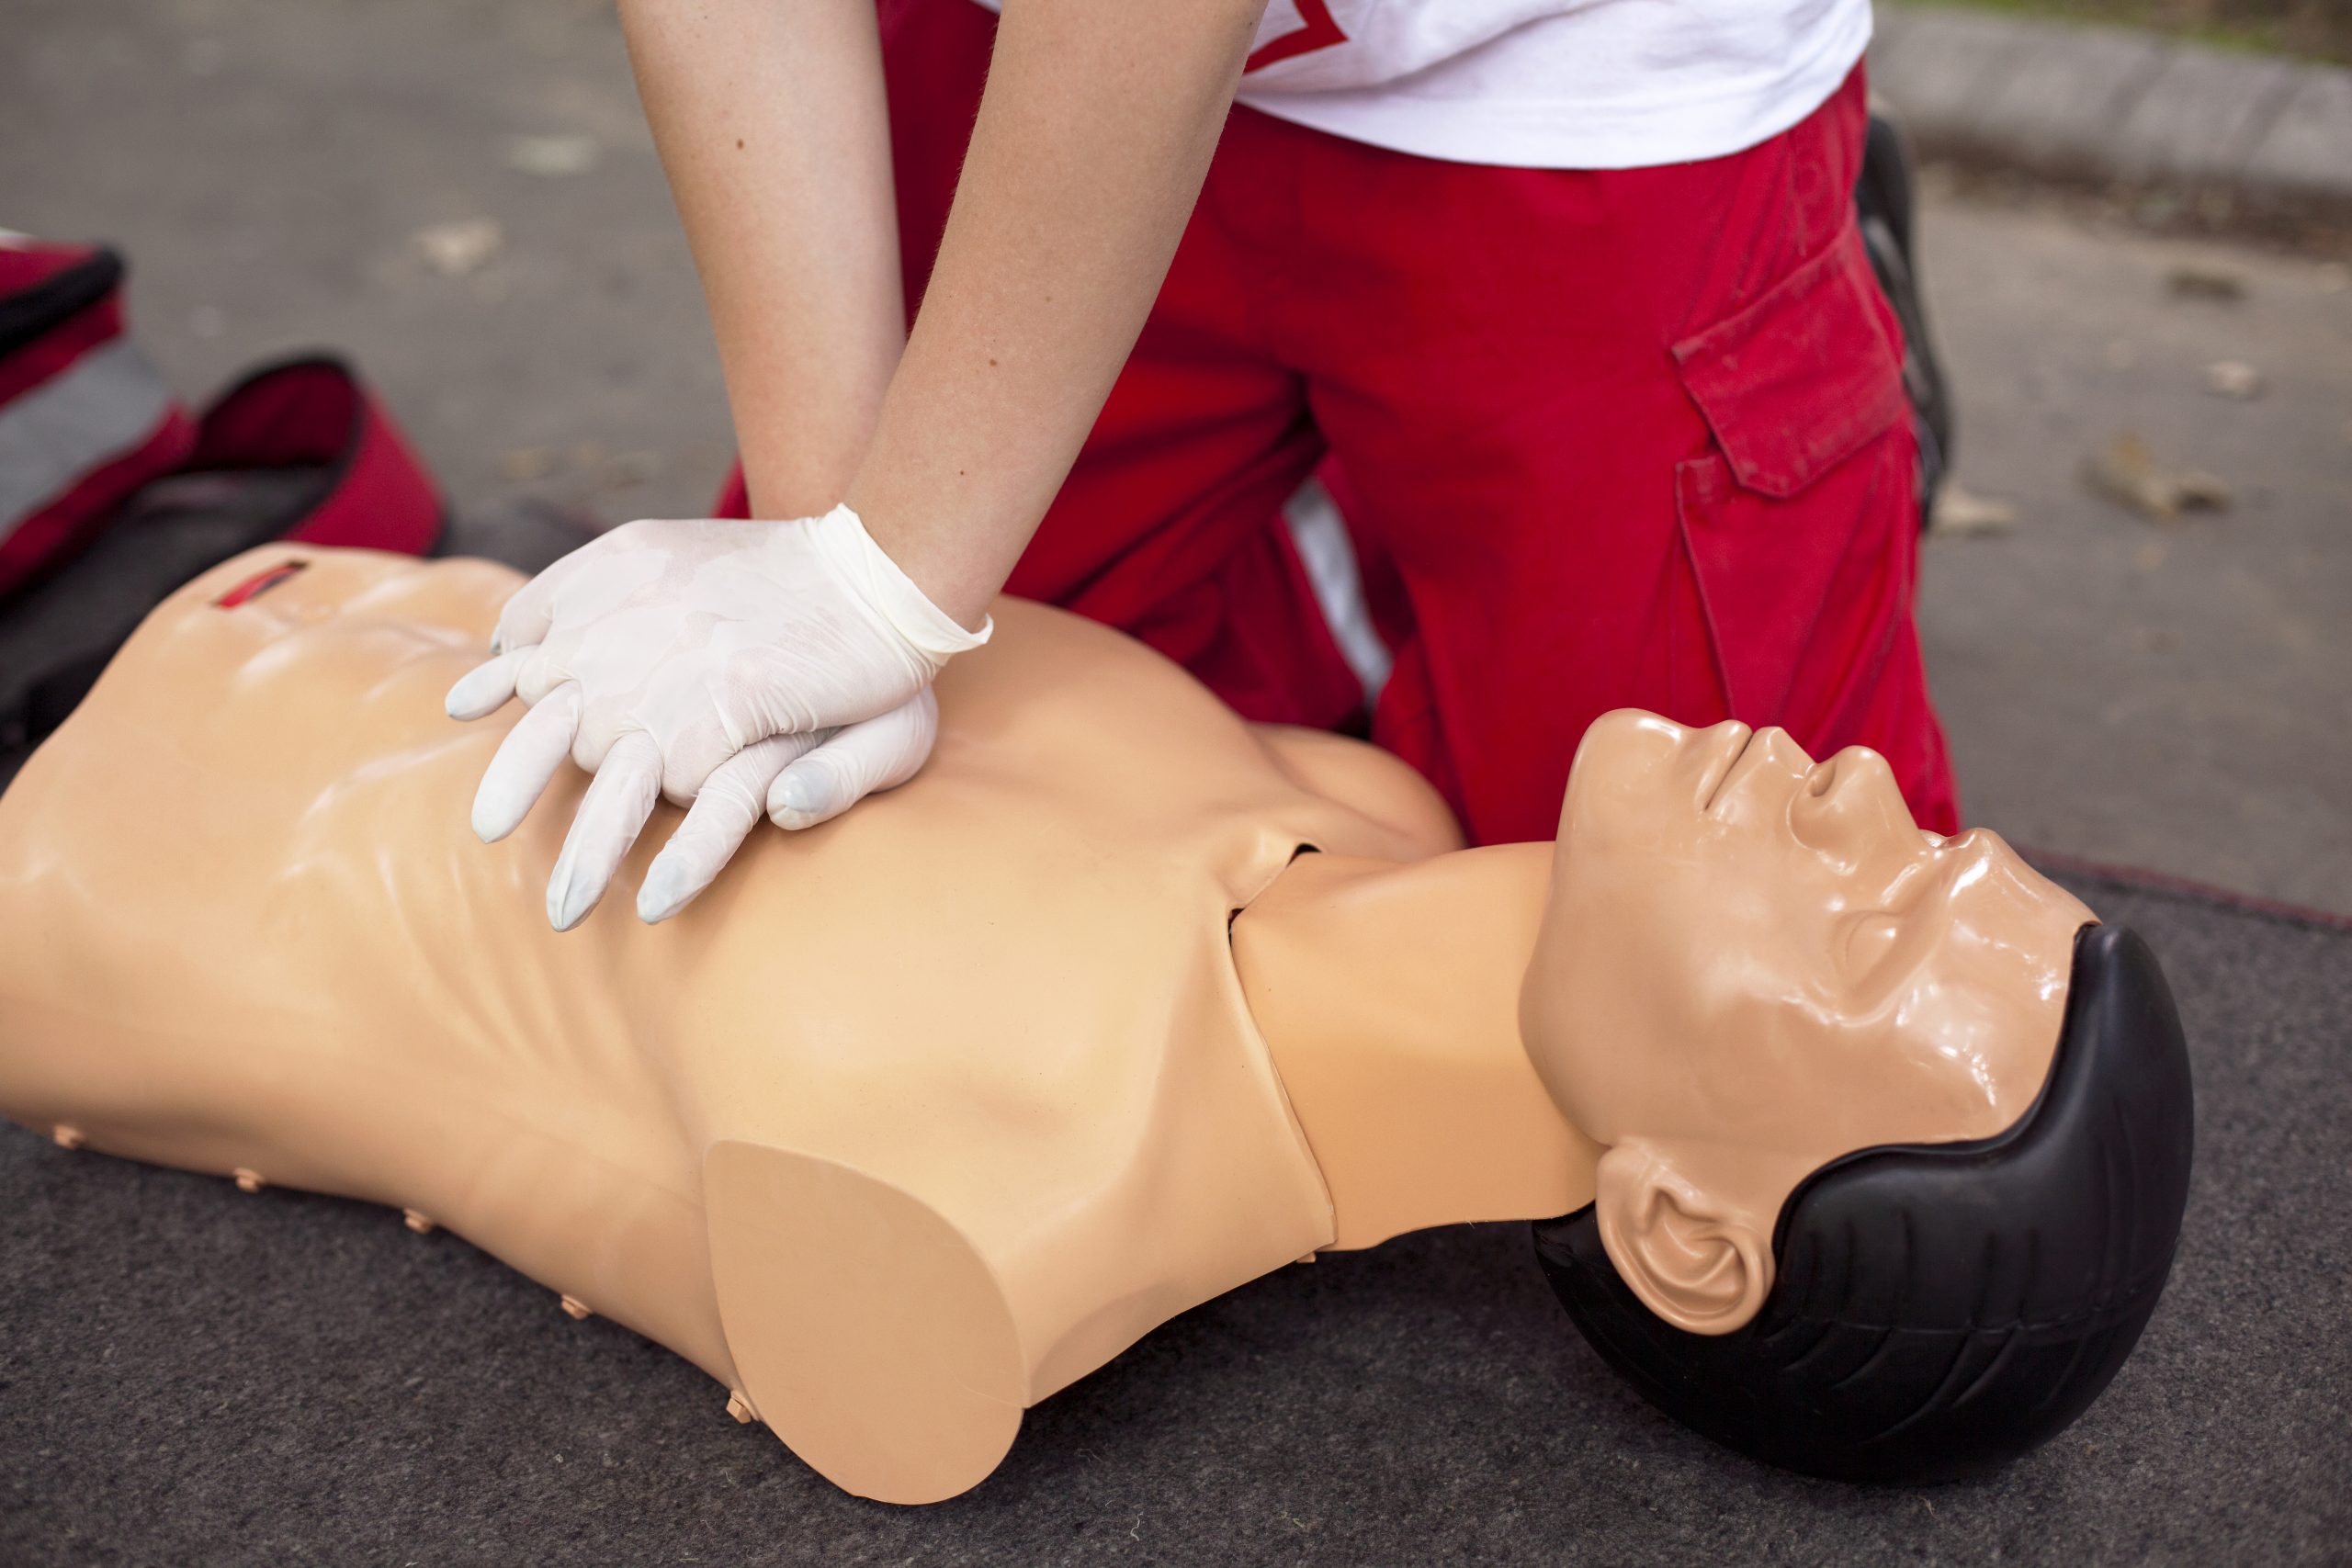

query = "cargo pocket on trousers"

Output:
[[1671, 226, 1913, 721]]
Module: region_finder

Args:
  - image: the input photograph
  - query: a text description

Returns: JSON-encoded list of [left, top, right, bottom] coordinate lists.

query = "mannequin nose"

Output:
[[1792, 745, 1917, 856]]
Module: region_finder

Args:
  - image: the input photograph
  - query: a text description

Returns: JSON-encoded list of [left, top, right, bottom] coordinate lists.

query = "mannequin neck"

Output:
[[1233, 845, 1601, 1252]]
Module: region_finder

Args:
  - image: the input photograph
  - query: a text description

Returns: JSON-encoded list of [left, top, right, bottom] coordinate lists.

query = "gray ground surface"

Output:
[[1913, 195, 2352, 914], [2, 874, 2346, 1567], [2, 0, 2346, 910]]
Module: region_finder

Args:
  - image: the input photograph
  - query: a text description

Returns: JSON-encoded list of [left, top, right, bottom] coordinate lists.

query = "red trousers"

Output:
[[730, 0, 1960, 841]]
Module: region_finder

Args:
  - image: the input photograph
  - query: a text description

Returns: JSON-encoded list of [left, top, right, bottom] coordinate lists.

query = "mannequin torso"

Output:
[[0, 547, 1475, 1501]]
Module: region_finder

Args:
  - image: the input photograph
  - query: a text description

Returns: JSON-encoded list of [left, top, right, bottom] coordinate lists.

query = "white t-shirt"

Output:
[[968, 0, 1871, 170]]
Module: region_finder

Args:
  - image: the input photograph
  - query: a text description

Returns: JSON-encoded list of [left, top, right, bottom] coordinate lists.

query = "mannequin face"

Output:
[[1521, 711, 2094, 1335]]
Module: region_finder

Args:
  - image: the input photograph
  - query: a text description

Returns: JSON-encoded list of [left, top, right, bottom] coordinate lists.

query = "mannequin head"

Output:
[[1522, 711, 2093, 1333], [1521, 712, 2193, 1480]]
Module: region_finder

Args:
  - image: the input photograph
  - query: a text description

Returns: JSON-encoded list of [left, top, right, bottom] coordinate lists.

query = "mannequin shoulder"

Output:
[[937, 600, 1464, 859], [1250, 725, 1464, 860]]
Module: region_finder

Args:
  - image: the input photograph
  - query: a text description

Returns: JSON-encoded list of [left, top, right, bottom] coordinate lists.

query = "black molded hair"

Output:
[[1532, 924, 2194, 1483]]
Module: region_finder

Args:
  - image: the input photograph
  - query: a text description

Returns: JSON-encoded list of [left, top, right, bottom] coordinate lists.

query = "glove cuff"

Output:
[[809, 503, 993, 666]]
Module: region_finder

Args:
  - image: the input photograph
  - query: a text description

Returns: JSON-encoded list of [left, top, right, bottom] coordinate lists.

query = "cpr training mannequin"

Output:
[[0, 547, 2193, 1505]]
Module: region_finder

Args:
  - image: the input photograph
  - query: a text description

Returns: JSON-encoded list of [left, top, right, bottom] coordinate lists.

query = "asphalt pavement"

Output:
[[1912, 187, 2351, 916], [2, 0, 2346, 915]]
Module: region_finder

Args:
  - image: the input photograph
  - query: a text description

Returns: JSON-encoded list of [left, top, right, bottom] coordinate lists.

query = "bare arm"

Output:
[[619, 0, 905, 518], [845, 0, 1272, 627], [454, 0, 1274, 929], [625, 0, 1266, 612]]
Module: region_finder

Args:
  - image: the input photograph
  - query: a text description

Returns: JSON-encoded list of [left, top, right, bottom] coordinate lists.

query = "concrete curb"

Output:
[[1869, 5, 2352, 216]]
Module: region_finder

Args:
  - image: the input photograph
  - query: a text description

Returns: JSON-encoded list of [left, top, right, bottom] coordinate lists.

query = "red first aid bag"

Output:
[[0, 239, 197, 598], [0, 236, 445, 776]]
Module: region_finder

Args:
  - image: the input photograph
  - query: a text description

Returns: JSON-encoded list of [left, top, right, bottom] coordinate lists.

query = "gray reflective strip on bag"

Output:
[[0, 338, 177, 538]]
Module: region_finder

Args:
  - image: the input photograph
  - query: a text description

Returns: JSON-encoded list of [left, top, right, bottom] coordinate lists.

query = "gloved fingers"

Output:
[[767, 689, 937, 831], [650, 634, 937, 805], [650, 650, 819, 805], [444, 649, 524, 721], [512, 641, 569, 707], [636, 731, 823, 925], [490, 565, 562, 659], [470, 682, 582, 843], [656, 709, 758, 808], [546, 730, 663, 932]]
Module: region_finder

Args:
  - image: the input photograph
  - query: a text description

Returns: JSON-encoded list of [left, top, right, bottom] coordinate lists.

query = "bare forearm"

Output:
[[845, 0, 1270, 626], [621, 0, 904, 519]]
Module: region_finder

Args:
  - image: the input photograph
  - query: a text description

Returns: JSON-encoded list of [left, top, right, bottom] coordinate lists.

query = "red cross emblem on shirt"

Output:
[[1246, 0, 1348, 72]]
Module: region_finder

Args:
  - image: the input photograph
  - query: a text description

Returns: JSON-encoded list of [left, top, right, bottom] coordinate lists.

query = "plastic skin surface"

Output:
[[0, 547, 2094, 1503]]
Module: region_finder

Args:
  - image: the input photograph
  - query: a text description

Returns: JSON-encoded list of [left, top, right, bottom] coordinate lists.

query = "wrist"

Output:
[[837, 489, 1008, 634], [810, 503, 993, 663]]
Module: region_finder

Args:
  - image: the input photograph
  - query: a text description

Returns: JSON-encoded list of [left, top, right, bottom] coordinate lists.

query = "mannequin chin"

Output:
[[0, 547, 2193, 1503]]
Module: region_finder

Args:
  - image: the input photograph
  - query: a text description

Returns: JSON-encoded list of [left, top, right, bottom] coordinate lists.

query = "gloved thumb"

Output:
[[767, 688, 938, 831]]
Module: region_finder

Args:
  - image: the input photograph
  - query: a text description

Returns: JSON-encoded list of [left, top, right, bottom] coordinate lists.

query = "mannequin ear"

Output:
[[1593, 1140, 1773, 1336]]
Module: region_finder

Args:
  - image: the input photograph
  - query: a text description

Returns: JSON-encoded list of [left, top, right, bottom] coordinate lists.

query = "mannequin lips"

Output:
[[1694, 723, 1755, 812]]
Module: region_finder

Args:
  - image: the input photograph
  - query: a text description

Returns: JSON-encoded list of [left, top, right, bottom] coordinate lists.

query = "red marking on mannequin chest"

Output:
[[212, 559, 308, 608]]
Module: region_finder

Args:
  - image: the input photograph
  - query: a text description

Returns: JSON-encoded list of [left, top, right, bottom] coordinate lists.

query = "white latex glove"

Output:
[[443, 505, 989, 930]]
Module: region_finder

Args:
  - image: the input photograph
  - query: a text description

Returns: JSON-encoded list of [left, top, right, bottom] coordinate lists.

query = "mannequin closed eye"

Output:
[[1838, 910, 1903, 981], [1831, 861, 1949, 998]]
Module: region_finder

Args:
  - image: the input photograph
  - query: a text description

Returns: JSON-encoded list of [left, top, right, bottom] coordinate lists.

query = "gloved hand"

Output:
[[443, 505, 989, 930]]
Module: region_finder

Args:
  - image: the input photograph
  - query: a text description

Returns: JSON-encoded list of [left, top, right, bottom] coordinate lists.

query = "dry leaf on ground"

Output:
[[2165, 265, 2246, 302], [2082, 433, 2231, 522], [499, 447, 558, 483], [1928, 483, 2019, 536], [413, 218, 504, 276], [503, 134, 600, 177], [2204, 361, 2264, 400]]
